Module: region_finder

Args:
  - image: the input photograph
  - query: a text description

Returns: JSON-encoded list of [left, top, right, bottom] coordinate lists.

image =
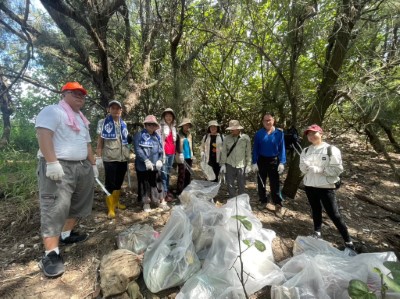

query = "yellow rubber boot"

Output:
[[113, 190, 126, 210], [106, 194, 116, 219]]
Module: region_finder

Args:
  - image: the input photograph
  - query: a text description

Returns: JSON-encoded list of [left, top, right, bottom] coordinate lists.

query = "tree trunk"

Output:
[[0, 76, 13, 148], [376, 119, 400, 153]]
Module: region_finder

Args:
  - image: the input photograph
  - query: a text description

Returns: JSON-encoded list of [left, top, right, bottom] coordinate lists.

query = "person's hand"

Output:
[[144, 159, 153, 171], [92, 165, 99, 178], [245, 166, 251, 174], [252, 163, 258, 172], [96, 157, 104, 169], [46, 161, 65, 180], [278, 163, 285, 174], [220, 164, 226, 174], [179, 153, 184, 163], [201, 151, 205, 161], [308, 166, 323, 173], [156, 160, 163, 170]]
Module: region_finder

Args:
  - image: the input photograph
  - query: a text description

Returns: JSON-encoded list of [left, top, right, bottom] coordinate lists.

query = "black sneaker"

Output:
[[310, 231, 322, 239], [60, 231, 88, 245], [38, 251, 64, 278]]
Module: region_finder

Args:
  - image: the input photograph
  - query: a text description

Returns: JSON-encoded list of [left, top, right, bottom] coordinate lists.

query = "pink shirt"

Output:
[[164, 131, 175, 155]]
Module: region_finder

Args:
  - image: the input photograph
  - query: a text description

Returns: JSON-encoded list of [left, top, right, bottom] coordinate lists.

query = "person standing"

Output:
[[299, 124, 355, 250], [220, 120, 252, 197], [252, 113, 286, 215], [134, 115, 167, 212], [200, 120, 224, 182], [96, 100, 130, 219], [176, 118, 195, 195], [157, 108, 177, 202], [35, 82, 98, 278]]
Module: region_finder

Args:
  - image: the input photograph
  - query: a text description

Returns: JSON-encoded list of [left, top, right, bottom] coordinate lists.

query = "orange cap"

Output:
[[61, 82, 87, 95]]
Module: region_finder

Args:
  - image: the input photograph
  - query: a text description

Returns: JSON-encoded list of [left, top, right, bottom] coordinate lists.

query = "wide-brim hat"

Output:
[[178, 118, 192, 127], [207, 120, 220, 128], [143, 115, 160, 128], [61, 82, 87, 95], [304, 124, 323, 135], [108, 100, 122, 108], [226, 120, 243, 130], [161, 108, 176, 120]]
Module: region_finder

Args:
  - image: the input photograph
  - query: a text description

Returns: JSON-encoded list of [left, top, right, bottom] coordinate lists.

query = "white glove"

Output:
[[95, 157, 104, 169], [201, 151, 205, 161], [278, 163, 285, 174], [144, 159, 153, 171], [46, 161, 65, 180], [245, 166, 251, 174], [308, 166, 323, 173], [92, 165, 99, 178], [156, 160, 163, 170], [179, 153, 184, 163], [220, 164, 226, 174], [252, 163, 258, 172]]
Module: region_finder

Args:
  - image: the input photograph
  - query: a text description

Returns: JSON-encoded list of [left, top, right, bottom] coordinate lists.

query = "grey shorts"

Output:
[[37, 158, 94, 238]]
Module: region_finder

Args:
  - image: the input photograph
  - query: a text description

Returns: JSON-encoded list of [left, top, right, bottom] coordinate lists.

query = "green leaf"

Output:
[[243, 239, 252, 247], [232, 215, 247, 221], [239, 219, 252, 231], [383, 261, 400, 282], [348, 280, 377, 299], [254, 240, 266, 252]]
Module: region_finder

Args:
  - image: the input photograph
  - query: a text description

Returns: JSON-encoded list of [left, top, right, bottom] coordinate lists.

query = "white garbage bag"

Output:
[[116, 223, 158, 254]]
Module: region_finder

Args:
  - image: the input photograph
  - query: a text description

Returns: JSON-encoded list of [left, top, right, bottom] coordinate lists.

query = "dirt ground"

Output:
[[0, 133, 399, 299]]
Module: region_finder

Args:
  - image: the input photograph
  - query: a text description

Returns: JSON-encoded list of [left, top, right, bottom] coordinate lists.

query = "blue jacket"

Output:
[[252, 128, 286, 164], [134, 129, 163, 171]]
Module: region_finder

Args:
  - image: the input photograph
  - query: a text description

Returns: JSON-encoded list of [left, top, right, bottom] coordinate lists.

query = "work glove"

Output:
[[220, 164, 226, 174], [46, 161, 65, 180], [245, 166, 251, 174], [278, 163, 285, 174], [179, 153, 184, 163], [252, 163, 259, 172], [95, 157, 104, 169], [308, 166, 323, 174], [162, 156, 166, 164], [92, 165, 99, 178], [156, 160, 163, 170], [201, 151, 205, 161], [144, 159, 154, 171]]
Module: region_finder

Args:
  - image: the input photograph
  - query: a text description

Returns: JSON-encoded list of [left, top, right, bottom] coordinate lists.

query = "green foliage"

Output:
[[231, 215, 266, 252], [348, 261, 400, 299], [0, 147, 37, 201], [232, 215, 252, 231]]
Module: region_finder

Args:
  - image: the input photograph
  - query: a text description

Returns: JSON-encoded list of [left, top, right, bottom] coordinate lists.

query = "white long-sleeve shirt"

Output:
[[299, 142, 343, 188]]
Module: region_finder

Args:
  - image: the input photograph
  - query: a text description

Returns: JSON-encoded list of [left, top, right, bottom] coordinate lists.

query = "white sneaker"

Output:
[[143, 203, 151, 212]]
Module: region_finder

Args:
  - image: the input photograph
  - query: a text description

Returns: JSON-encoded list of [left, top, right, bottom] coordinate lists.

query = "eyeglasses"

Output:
[[65, 91, 86, 99]]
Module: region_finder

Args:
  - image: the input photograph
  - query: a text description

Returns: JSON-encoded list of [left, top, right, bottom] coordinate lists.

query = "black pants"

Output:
[[305, 186, 351, 243], [257, 155, 282, 205], [177, 159, 192, 194], [209, 160, 221, 182], [136, 170, 158, 199], [104, 161, 127, 193]]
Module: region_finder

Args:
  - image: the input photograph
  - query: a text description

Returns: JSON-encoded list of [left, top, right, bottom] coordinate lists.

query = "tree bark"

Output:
[[0, 77, 13, 148]]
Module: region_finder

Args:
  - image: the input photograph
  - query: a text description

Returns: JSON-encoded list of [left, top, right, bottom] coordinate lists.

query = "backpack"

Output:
[[305, 145, 342, 189]]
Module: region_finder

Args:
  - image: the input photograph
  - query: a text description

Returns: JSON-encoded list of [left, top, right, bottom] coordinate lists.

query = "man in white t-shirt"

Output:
[[35, 82, 98, 278]]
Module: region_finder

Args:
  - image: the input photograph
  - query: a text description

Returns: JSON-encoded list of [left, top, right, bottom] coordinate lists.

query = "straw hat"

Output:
[[161, 108, 176, 120], [226, 120, 243, 130], [143, 115, 160, 128], [207, 120, 220, 128]]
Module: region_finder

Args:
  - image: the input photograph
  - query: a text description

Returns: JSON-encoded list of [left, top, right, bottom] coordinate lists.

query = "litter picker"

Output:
[[95, 178, 111, 196]]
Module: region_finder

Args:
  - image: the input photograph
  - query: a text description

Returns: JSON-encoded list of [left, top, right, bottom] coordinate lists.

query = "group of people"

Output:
[[35, 81, 355, 279]]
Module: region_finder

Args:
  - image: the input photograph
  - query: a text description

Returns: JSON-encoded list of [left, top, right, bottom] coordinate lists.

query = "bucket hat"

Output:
[[108, 100, 122, 108], [226, 120, 243, 130], [143, 115, 160, 128], [207, 120, 220, 128], [178, 118, 192, 127], [161, 108, 176, 120]]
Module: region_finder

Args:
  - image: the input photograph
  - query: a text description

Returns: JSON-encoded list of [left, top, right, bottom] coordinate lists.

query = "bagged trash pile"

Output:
[[271, 236, 399, 299], [116, 223, 159, 254], [142, 180, 285, 297]]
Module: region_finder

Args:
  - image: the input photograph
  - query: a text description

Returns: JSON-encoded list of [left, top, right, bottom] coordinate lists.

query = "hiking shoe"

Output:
[[257, 202, 267, 210], [38, 251, 64, 278], [60, 231, 88, 245], [310, 231, 322, 239], [143, 203, 151, 212], [266, 203, 276, 211], [345, 242, 358, 256]]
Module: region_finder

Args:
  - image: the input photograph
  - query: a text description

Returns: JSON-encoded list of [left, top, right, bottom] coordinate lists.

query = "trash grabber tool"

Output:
[[183, 160, 195, 176], [257, 171, 265, 189], [126, 145, 132, 188], [95, 178, 111, 196]]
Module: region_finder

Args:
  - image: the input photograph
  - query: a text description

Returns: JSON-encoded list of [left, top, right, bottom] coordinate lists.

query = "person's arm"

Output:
[[220, 136, 228, 165], [323, 146, 344, 177], [87, 143, 96, 165], [36, 128, 57, 163], [245, 135, 252, 168], [299, 148, 310, 174], [96, 135, 104, 157], [252, 131, 259, 164]]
